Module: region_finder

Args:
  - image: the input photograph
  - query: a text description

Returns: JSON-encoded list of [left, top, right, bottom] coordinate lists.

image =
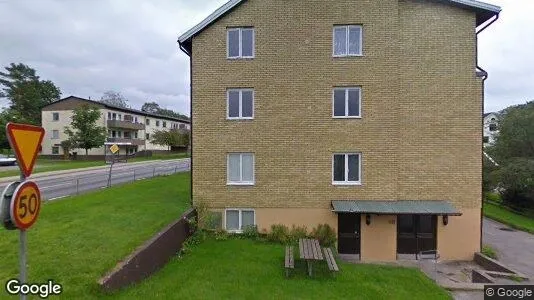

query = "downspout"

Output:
[[476, 13, 499, 253], [178, 40, 193, 207]]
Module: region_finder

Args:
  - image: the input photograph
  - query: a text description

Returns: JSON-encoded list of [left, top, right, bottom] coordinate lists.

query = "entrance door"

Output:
[[338, 213, 361, 254], [397, 215, 437, 255]]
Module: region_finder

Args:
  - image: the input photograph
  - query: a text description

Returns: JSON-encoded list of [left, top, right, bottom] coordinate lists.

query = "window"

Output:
[[118, 114, 122, 121], [227, 89, 254, 119], [146, 133, 150, 139], [124, 131, 131, 139], [483, 136, 489, 143], [112, 113, 117, 120], [52, 147, 59, 155], [227, 28, 254, 59], [332, 153, 361, 185], [156, 120, 160, 127], [163, 121, 166, 128], [227, 153, 255, 185], [117, 131, 122, 138], [146, 119, 150, 125], [179, 123, 186, 129], [112, 130, 116, 138], [333, 25, 362, 57], [134, 132, 138, 139], [52, 130, 59, 139], [489, 124, 497, 131], [225, 209, 255, 232], [333, 87, 361, 118], [52, 112, 59, 121], [108, 112, 111, 119], [134, 117, 138, 123]]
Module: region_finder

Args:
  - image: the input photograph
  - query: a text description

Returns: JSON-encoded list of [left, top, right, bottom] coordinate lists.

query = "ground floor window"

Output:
[[227, 153, 255, 185], [225, 209, 255, 232], [52, 146, 59, 155], [332, 153, 361, 185]]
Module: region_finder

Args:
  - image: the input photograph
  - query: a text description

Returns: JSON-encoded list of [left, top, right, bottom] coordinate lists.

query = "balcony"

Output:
[[107, 119, 145, 130], [107, 137, 145, 146]]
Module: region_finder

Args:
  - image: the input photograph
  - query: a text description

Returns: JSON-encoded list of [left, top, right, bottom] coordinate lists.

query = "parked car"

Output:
[[0, 154, 17, 166]]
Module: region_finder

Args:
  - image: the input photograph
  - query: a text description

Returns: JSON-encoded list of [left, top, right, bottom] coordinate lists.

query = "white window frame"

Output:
[[227, 89, 255, 120], [227, 153, 255, 185], [333, 25, 363, 57], [52, 130, 59, 139], [332, 153, 362, 185], [227, 28, 255, 59], [224, 208, 256, 233], [332, 87, 362, 118]]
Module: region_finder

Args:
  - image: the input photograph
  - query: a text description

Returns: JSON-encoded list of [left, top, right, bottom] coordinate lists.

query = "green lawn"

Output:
[[109, 238, 450, 300], [484, 202, 534, 233], [0, 173, 191, 299]]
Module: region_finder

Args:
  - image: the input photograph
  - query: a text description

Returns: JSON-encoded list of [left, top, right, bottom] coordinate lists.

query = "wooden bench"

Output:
[[323, 247, 339, 273], [285, 246, 294, 277]]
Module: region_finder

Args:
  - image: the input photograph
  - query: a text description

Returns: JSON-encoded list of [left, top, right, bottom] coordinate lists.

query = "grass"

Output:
[[109, 237, 451, 300], [0, 153, 190, 178], [481, 245, 498, 259], [484, 202, 534, 234], [0, 172, 191, 299]]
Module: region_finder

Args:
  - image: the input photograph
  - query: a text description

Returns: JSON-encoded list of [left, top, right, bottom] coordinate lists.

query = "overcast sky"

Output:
[[0, 0, 531, 115]]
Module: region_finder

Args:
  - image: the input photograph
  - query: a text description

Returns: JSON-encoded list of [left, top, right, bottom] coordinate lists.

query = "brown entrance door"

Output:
[[397, 215, 437, 255], [338, 213, 361, 254]]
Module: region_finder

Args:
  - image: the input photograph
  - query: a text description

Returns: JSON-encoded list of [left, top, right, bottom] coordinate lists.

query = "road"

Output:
[[0, 159, 190, 201]]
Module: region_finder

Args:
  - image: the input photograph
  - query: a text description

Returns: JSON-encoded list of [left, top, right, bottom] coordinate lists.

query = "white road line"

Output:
[[40, 182, 73, 190], [48, 195, 67, 201]]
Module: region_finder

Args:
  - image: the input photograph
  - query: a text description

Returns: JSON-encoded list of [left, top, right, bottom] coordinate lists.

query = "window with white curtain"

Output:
[[333, 25, 362, 57]]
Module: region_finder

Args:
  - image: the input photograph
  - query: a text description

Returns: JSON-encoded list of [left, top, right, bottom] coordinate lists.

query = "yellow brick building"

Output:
[[178, 0, 500, 261]]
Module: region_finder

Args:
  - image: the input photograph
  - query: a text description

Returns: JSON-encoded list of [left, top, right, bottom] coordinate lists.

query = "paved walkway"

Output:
[[483, 217, 534, 279]]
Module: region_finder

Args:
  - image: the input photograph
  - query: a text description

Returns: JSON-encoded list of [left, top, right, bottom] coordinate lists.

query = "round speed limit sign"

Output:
[[9, 181, 41, 230]]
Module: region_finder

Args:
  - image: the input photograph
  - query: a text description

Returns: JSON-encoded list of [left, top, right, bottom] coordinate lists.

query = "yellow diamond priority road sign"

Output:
[[109, 144, 119, 154]]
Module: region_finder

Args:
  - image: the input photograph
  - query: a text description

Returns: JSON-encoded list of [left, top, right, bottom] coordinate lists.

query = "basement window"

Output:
[[225, 209, 255, 232]]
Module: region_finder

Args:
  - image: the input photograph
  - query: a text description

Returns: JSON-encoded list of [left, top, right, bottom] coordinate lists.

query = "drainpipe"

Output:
[[476, 13, 499, 253], [178, 40, 193, 207]]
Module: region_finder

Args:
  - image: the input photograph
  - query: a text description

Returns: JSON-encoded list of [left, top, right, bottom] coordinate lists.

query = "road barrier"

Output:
[[43, 161, 190, 201]]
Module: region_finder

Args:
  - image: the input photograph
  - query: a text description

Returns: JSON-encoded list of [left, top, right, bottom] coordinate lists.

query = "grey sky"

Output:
[[0, 0, 530, 115]]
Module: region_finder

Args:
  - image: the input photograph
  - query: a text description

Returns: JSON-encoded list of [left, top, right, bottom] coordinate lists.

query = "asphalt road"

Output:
[[0, 159, 190, 201]]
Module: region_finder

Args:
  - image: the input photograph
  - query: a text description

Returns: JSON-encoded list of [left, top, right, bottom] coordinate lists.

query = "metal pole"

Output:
[[19, 173, 26, 300], [76, 179, 79, 195], [19, 230, 26, 300], [133, 169, 136, 181], [153, 167, 156, 177], [174, 165, 177, 174]]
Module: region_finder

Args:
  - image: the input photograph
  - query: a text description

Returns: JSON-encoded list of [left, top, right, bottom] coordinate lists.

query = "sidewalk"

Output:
[[0, 158, 190, 184]]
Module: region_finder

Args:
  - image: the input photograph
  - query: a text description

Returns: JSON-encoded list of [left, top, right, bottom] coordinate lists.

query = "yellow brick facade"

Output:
[[189, 0, 486, 260]]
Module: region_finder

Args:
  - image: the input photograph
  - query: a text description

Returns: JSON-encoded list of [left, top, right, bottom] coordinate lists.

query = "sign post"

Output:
[[0, 123, 45, 300], [107, 144, 119, 187]]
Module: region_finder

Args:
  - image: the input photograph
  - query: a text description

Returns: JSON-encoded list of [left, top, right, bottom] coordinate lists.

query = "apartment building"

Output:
[[483, 112, 499, 146], [178, 0, 500, 261], [41, 96, 190, 157]]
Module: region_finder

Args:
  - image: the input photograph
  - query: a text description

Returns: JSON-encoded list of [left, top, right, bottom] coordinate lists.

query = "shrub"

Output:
[[267, 224, 290, 244], [481, 245, 498, 259], [289, 225, 308, 243], [485, 192, 502, 203], [181, 230, 207, 254], [242, 225, 259, 239], [311, 224, 337, 247], [213, 228, 229, 241]]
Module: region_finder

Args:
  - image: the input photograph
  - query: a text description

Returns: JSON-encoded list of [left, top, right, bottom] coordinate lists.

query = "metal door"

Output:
[[338, 213, 361, 254]]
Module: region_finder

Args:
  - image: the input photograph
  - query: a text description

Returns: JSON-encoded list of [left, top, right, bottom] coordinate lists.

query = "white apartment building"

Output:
[[41, 96, 190, 157], [483, 112, 498, 146]]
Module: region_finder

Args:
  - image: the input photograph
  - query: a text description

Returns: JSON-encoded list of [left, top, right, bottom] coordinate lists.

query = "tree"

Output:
[[141, 101, 160, 113], [60, 139, 74, 160], [0, 63, 61, 125], [64, 104, 107, 156], [100, 90, 128, 108], [486, 101, 534, 208], [151, 129, 190, 150]]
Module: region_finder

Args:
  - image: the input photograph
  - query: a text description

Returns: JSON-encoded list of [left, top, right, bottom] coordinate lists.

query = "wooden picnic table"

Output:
[[299, 238, 324, 276]]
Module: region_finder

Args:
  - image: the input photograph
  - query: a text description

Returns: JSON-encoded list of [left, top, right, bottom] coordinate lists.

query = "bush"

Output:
[[485, 192, 502, 203], [213, 228, 229, 241], [311, 224, 337, 247], [242, 225, 259, 239], [181, 230, 207, 254], [497, 158, 534, 209], [289, 225, 308, 243], [267, 224, 290, 244]]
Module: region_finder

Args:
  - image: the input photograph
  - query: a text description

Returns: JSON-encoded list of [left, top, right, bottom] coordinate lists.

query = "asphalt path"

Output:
[[0, 159, 190, 201]]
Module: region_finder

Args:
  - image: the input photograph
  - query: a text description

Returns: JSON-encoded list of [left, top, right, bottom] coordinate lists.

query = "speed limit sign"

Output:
[[9, 181, 41, 230]]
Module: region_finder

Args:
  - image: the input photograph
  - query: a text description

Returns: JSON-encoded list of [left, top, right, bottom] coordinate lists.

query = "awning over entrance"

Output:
[[331, 200, 462, 216]]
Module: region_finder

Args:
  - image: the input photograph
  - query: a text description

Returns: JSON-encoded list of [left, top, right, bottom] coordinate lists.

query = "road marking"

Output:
[[40, 182, 73, 190], [48, 195, 67, 201]]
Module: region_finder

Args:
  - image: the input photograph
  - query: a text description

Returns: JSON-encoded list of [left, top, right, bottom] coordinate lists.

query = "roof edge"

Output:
[[448, 0, 501, 13], [178, 0, 245, 44]]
